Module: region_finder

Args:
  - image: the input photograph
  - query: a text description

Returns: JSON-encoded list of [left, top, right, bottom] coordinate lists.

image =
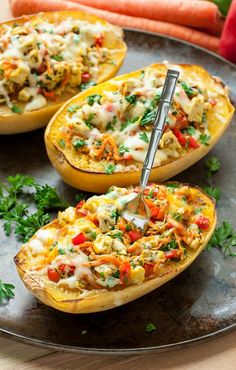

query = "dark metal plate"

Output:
[[0, 30, 236, 354]]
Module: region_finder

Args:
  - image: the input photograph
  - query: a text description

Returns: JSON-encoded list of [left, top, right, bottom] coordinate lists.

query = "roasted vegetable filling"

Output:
[[0, 16, 118, 112], [24, 184, 214, 293], [56, 65, 220, 172]]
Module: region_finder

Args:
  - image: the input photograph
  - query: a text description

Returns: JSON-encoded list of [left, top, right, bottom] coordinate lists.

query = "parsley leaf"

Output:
[[120, 116, 139, 131], [75, 192, 87, 202], [207, 221, 236, 257], [185, 126, 195, 136], [51, 54, 64, 61], [87, 94, 102, 106], [180, 81, 195, 97], [203, 186, 221, 202], [140, 108, 156, 127], [145, 323, 156, 333], [73, 138, 87, 149], [125, 94, 137, 105], [105, 164, 116, 174], [205, 156, 221, 178], [118, 144, 129, 156], [58, 139, 65, 148], [106, 116, 117, 131], [15, 211, 51, 242], [67, 104, 81, 113], [34, 184, 69, 211], [0, 280, 15, 304], [11, 105, 22, 114], [80, 81, 96, 91], [84, 113, 94, 129], [139, 132, 149, 143], [200, 134, 211, 146]]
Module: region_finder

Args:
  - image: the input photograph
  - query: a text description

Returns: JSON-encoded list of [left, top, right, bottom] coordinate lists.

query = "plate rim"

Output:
[[1, 28, 236, 354]]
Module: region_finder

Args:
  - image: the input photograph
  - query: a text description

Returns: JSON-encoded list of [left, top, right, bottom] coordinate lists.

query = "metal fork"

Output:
[[122, 69, 180, 232]]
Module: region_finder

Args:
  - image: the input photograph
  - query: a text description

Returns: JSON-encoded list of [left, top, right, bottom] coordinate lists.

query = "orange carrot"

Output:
[[68, 0, 220, 31], [10, 0, 220, 53]]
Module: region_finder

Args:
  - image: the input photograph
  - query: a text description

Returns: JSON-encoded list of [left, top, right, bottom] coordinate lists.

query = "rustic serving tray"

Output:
[[0, 29, 236, 354]]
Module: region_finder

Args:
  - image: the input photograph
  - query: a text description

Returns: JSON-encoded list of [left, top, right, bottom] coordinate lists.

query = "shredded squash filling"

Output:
[[15, 183, 215, 295]]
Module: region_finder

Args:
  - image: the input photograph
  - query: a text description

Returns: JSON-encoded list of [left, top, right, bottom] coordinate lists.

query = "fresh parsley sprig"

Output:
[[207, 221, 236, 257], [205, 156, 221, 178], [0, 174, 68, 242], [203, 186, 221, 202], [0, 280, 15, 304]]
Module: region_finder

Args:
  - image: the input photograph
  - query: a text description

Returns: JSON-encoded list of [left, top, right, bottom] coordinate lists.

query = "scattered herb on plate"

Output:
[[203, 186, 221, 202], [205, 156, 221, 178], [145, 323, 156, 333], [207, 221, 236, 257], [0, 280, 15, 304]]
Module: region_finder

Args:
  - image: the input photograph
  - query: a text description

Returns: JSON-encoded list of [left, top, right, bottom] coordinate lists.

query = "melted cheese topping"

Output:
[[0, 15, 121, 112], [23, 183, 214, 293], [56, 65, 223, 173]]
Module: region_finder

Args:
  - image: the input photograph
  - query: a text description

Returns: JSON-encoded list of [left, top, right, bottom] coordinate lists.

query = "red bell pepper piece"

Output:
[[128, 229, 142, 243], [144, 263, 155, 276], [119, 262, 131, 284], [195, 216, 210, 230], [165, 250, 180, 259], [81, 72, 91, 83], [47, 268, 60, 283], [95, 33, 104, 47], [173, 129, 187, 147], [188, 136, 200, 149], [72, 232, 87, 245]]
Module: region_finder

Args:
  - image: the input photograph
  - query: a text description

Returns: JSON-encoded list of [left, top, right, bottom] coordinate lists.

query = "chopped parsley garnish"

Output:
[[51, 54, 64, 61], [161, 240, 178, 252], [140, 107, 156, 127], [105, 164, 116, 174], [113, 270, 120, 278], [0, 175, 68, 241], [172, 212, 182, 221], [58, 139, 65, 148], [200, 134, 210, 146], [120, 116, 139, 131], [207, 221, 236, 257], [202, 111, 207, 123], [203, 186, 221, 202], [111, 209, 120, 222], [100, 272, 105, 281], [73, 138, 87, 149], [110, 231, 123, 241], [0, 280, 15, 304], [180, 81, 195, 97], [89, 231, 97, 240], [75, 192, 87, 202], [67, 104, 81, 113], [125, 94, 137, 105], [118, 143, 129, 156], [150, 94, 161, 109], [87, 94, 102, 106], [80, 81, 96, 91], [194, 207, 203, 214], [106, 116, 117, 131], [11, 105, 22, 114], [139, 132, 149, 143], [205, 156, 221, 178], [58, 248, 66, 255], [185, 126, 195, 136], [166, 183, 180, 190], [145, 323, 156, 333], [84, 113, 94, 128]]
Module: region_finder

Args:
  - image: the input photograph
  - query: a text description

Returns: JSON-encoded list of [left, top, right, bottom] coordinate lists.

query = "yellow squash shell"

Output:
[[45, 63, 234, 193], [14, 184, 216, 314], [0, 11, 127, 134]]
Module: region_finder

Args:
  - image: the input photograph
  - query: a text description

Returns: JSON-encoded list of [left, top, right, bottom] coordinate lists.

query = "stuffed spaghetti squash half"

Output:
[[14, 183, 216, 313], [45, 63, 234, 193], [0, 11, 126, 134]]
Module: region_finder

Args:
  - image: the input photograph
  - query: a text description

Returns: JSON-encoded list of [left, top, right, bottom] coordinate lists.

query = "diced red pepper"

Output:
[[124, 154, 133, 161], [128, 229, 142, 243], [144, 263, 155, 277], [72, 232, 87, 245], [47, 268, 60, 283], [43, 90, 56, 99], [58, 264, 75, 275], [173, 129, 187, 147], [195, 216, 210, 230], [188, 136, 200, 149], [81, 72, 91, 83], [209, 99, 217, 106], [150, 206, 165, 220], [95, 33, 104, 47], [165, 250, 180, 259], [76, 200, 85, 209], [119, 262, 131, 284]]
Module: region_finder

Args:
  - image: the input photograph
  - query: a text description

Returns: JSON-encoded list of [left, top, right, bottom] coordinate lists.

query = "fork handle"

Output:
[[140, 69, 179, 191]]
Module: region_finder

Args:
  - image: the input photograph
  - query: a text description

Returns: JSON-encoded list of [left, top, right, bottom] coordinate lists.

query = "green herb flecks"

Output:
[[58, 139, 65, 148], [140, 108, 156, 127], [139, 132, 149, 143], [11, 105, 22, 114], [106, 116, 117, 131], [125, 94, 137, 105], [120, 116, 139, 131], [0, 280, 15, 304], [145, 323, 156, 333], [118, 144, 129, 156], [180, 81, 195, 97], [51, 54, 64, 61], [205, 156, 221, 178], [200, 134, 210, 146], [84, 113, 94, 129], [87, 94, 102, 106], [105, 164, 116, 174], [207, 221, 236, 257], [73, 138, 87, 149], [203, 186, 221, 202], [67, 104, 81, 113]]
